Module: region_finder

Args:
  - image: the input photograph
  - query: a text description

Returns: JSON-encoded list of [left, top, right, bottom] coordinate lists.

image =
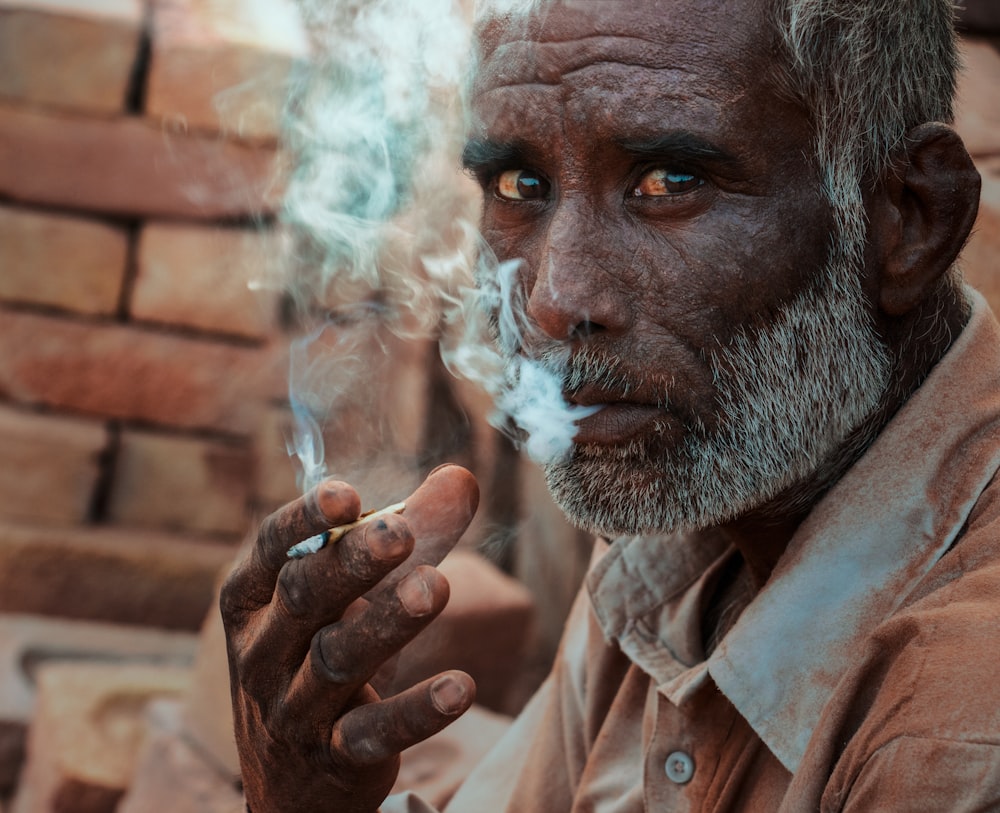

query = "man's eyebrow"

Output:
[[616, 132, 740, 166], [462, 138, 523, 171], [461, 133, 742, 174]]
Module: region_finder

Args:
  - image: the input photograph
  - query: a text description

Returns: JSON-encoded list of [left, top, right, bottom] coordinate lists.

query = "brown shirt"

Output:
[[385, 288, 1000, 812]]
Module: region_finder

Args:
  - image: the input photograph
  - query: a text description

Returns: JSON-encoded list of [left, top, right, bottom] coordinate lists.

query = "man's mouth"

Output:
[[570, 402, 667, 445], [567, 384, 669, 446]]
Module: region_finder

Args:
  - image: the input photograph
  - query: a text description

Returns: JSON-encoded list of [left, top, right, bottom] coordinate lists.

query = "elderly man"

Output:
[[220, 0, 994, 809]]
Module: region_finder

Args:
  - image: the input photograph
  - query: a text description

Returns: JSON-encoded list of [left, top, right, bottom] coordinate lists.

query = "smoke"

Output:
[[439, 254, 603, 464], [276, 0, 586, 495]]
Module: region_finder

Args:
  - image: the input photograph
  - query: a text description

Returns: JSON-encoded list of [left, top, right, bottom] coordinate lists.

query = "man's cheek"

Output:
[[479, 229, 544, 296], [481, 221, 541, 260]]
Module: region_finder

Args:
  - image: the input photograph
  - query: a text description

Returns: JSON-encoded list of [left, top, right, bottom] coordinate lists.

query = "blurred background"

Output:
[[0, 0, 996, 810]]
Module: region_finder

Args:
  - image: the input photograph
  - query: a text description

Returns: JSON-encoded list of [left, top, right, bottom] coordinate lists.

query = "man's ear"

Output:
[[873, 122, 981, 317]]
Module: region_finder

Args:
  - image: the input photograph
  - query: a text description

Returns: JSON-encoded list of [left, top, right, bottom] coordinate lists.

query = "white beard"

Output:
[[542, 254, 893, 537]]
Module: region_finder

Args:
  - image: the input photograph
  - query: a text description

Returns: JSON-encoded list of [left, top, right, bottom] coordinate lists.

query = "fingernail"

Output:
[[431, 675, 467, 714], [316, 480, 361, 524], [398, 570, 433, 616], [365, 519, 407, 561]]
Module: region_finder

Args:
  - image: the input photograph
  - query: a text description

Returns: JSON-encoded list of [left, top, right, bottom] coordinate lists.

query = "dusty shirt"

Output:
[[385, 288, 1000, 813]]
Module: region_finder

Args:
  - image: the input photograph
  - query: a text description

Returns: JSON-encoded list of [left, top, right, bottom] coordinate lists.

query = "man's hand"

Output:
[[220, 464, 480, 813]]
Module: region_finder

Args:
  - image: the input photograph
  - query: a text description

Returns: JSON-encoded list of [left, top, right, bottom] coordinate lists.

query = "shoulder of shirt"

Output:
[[831, 735, 1000, 811], [820, 478, 1000, 805]]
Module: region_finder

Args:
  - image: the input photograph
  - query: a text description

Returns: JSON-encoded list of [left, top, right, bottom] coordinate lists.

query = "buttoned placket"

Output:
[[643, 664, 751, 812], [647, 684, 713, 811]]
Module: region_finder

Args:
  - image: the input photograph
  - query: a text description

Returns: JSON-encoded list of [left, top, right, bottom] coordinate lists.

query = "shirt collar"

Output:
[[587, 526, 733, 680], [588, 288, 1000, 774]]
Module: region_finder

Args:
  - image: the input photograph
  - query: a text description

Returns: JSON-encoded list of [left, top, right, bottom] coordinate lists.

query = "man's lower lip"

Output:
[[571, 404, 666, 445]]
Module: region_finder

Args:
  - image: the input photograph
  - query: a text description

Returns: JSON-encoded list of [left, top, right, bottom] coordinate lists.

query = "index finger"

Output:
[[226, 479, 362, 611], [374, 464, 480, 595]]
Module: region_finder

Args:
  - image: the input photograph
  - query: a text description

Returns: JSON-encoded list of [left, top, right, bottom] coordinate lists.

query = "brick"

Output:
[[276, 320, 428, 505], [118, 700, 243, 813], [391, 704, 511, 806], [10, 662, 191, 813], [323, 327, 434, 465], [0, 614, 197, 724], [0, 404, 107, 527], [283, 323, 434, 496], [107, 430, 253, 537], [146, 0, 308, 143], [0, 309, 277, 436], [964, 158, 1000, 314], [254, 404, 301, 510], [514, 455, 594, 681], [133, 222, 281, 339], [0, 105, 285, 219], [0, 205, 127, 315], [0, 614, 197, 794], [180, 593, 241, 781], [0, 521, 235, 630], [0, 0, 142, 116], [956, 38, 1000, 159], [0, 719, 22, 798], [436, 370, 516, 556], [392, 549, 535, 714], [383, 334, 436, 459]]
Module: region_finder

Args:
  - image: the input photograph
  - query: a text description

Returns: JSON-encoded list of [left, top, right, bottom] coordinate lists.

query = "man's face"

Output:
[[467, 0, 891, 536]]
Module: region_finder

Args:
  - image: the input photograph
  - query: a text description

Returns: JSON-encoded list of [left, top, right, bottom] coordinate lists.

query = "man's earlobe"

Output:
[[877, 122, 981, 317]]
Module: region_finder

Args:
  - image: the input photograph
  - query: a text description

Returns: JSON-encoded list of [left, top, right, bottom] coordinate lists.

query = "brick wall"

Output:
[[0, 3, 550, 806], [0, 2, 317, 805], [0, 0, 309, 630]]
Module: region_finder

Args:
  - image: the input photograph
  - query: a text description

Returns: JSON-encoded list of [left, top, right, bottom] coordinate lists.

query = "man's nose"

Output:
[[525, 202, 632, 341]]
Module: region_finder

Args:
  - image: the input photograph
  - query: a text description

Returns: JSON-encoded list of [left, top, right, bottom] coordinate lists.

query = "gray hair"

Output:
[[774, 0, 960, 246]]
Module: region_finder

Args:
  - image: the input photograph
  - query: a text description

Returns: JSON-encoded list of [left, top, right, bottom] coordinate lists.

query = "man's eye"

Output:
[[633, 168, 703, 197], [496, 170, 551, 201]]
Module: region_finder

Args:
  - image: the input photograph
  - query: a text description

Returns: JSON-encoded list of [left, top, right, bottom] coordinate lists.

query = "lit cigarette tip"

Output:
[[287, 501, 406, 558]]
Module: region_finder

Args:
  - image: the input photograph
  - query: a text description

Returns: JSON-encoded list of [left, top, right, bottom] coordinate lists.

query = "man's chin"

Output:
[[541, 437, 813, 539], [542, 450, 702, 538]]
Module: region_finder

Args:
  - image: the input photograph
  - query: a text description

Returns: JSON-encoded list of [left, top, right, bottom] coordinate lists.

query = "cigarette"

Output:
[[287, 501, 407, 558]]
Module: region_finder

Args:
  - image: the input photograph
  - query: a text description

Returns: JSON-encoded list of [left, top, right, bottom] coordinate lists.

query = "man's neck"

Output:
[[718, 511, 808, 590]]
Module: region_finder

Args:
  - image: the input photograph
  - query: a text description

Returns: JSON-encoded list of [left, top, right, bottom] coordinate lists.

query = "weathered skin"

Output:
[[467, 0, 978, 583], [220, 0, 981, 809], [469, 0, 837, 563], [221, 465, 479, 812]]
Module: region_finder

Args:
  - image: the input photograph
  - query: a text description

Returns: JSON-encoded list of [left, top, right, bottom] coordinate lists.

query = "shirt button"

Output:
[[665, 750, 695, 784]]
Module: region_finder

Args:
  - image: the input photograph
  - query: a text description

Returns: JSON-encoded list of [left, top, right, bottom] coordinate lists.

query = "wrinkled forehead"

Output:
[[472, 0, 781, 100]]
